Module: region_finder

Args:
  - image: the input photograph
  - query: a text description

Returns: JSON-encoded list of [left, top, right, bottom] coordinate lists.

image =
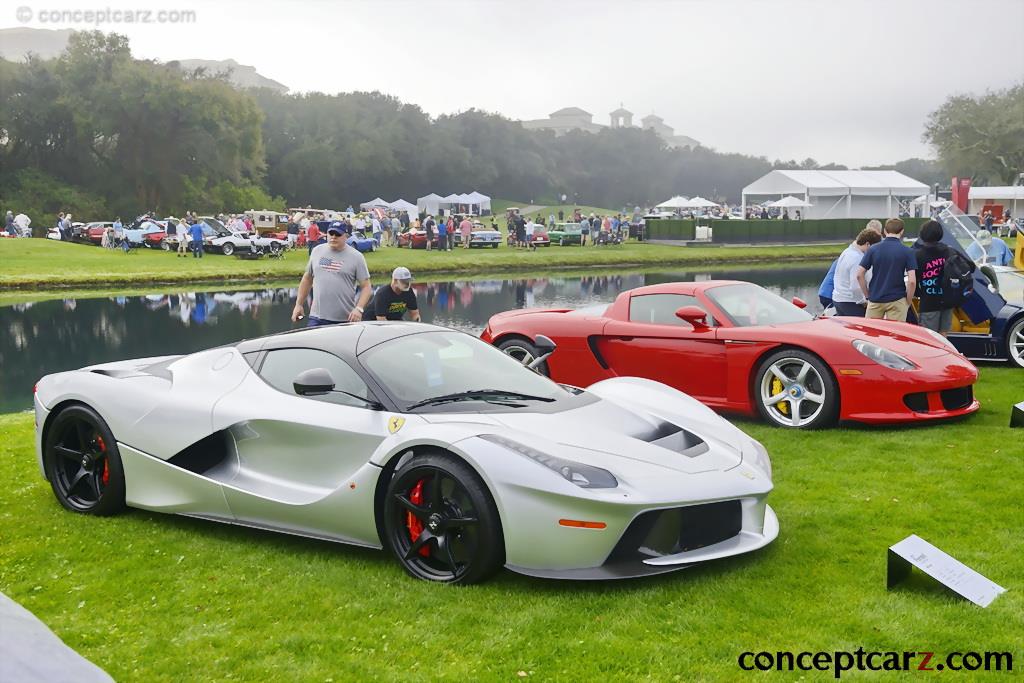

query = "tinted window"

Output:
[[629, 293, 714, 327], [258, 348, 371, 407]]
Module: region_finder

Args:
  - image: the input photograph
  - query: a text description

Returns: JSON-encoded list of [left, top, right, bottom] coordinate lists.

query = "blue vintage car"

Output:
[[937, 208, 1024, 368], [347, 230, 379, 253]]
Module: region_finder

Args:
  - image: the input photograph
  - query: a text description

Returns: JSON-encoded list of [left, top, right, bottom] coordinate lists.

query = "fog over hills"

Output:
[[0, 27, 288, 92]]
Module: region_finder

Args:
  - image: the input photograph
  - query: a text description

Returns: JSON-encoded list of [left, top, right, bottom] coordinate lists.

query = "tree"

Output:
[[923, 83, 1024, 185]]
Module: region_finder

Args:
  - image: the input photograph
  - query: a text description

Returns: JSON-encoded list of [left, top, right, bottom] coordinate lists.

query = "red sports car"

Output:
[[481, 281, 980, 428], [397, 227, 439, 249]]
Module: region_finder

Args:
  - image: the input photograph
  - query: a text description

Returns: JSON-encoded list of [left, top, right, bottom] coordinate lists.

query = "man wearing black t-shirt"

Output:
[[914, 220, 958, 334], [372, 266, 421, 321]]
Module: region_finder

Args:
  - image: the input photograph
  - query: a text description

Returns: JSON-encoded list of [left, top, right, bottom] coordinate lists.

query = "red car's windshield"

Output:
[[705, 283, 813, 327]]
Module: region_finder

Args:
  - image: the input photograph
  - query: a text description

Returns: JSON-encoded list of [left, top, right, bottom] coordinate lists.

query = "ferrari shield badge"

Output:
[[388, 416, 406, 434]]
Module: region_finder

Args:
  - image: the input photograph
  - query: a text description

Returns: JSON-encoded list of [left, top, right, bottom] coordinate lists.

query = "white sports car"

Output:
[[33, 323, 778, 583]]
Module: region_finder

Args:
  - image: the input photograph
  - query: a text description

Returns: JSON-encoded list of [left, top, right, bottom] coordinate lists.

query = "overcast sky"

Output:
[[5, 0, 1023, 166]]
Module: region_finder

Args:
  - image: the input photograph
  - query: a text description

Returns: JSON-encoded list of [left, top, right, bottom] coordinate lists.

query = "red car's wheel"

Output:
[[754, 349, 838, 429], [496, 338, 549, 376]]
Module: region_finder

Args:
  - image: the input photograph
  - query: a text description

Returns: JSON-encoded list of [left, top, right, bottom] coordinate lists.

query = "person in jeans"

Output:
[[291, 225, 371, 327], [856, 218, 916, 321], [832, 224, 882, 316], [189, 220, 205, 258], [914, 220, 959, 334]]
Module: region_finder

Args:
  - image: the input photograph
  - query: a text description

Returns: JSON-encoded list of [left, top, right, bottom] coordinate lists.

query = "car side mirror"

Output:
[[675, 306, 710, 330], [527, 335, 557, 371], [294, 368, 335, 395], [791, 297, 808, 309]]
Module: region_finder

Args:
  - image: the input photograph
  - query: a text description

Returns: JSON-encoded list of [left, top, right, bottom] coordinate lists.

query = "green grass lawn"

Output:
[[0, 239, 845, 291], [1, 368, 1021, 680]]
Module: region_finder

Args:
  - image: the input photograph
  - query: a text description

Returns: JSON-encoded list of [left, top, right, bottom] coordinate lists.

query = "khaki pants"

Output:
[[866, 299, 909, 321]]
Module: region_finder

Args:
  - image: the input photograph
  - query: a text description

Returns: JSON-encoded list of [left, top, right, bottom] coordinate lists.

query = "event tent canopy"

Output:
[[388, 199, 417, 213], [768, 196, 813, 208], [683, 197, 719, 208], [742, 170, 928, 219], [656, 195, 690, 209], [416, 193, 444, 215], [359, 197, 389, 210]]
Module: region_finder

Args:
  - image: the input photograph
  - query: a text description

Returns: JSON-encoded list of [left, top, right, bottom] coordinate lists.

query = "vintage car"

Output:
[[453, 222, 502, 248], [531, 224, 551, 246], [933, 208, 1024, 368], [397, 227, 439, 249], [548, 222, 584, 246], [77, 222, 114, 245], [347, 230, 379, 253], [122, 220, 167, 248], [33, 323, 777, 584], [482, 280, 981, 429], [161, 222, 228, 252]]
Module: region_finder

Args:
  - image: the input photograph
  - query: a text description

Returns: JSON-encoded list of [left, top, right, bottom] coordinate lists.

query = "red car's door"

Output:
[[596, 292, 727, 404]]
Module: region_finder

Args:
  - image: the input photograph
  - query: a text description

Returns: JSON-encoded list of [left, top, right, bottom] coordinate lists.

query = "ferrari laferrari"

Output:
[[33, 323, 778, 584], [482, 281, 980, 429]]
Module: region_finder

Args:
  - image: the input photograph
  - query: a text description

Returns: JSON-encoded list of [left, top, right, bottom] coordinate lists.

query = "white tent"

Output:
[[416, 193, 443, 215], [768, 196, 813, 208], [742, 170, 928, 219], [464, 191, 492, 213], [388, 199, 417, 213], [359, 197, 389, 210], [656, 195, 690, 209], [684, 197, 719, 208], [968, 186, 1024, 217]]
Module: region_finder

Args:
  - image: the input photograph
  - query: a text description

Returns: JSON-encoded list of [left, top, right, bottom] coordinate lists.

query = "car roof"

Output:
[[234, 322, 451, 358]]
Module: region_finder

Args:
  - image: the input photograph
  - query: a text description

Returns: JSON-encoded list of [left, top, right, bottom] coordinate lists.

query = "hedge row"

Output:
[[646, 217, 928, 244]]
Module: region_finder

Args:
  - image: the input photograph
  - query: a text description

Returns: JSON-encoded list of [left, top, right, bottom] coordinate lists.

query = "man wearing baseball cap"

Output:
[[292, 224, 372, 326], [371, 266, 421, 321]]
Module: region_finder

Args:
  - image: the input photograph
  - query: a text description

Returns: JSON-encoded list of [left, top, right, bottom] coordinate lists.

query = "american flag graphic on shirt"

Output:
[[318, 257, 341, 272]]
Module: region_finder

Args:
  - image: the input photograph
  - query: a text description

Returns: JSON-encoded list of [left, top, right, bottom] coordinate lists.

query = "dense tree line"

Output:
[[3, 31, 1013, 227]]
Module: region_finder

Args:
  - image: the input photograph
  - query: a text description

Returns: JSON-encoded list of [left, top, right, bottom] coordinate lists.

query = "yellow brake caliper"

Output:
[[772, 377, 789, 415]]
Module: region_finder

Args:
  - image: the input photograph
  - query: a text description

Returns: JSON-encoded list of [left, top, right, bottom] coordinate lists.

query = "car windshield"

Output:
[[705, 283, 813, 327], [360, 330, 566, 409], [996, 268, 1024, 303]]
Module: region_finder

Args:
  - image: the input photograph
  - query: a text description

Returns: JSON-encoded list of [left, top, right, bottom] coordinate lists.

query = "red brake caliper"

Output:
[[96, 435, 109, 486], [406, 479, 430, 557]]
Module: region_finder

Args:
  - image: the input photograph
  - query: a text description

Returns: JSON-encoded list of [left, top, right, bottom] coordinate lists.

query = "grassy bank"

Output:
[[0, 239, 844, 290], [0, 368, 1021, 680]]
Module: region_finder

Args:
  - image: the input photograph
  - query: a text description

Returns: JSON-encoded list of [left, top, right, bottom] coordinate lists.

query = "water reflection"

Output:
[[0, 267, 827, 412]]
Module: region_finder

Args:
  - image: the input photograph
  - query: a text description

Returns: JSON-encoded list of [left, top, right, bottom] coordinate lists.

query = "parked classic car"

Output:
[[548, 222, 584, 246]]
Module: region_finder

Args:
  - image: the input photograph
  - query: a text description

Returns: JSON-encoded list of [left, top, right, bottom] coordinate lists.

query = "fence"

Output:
[[645, 218, 928, 244]]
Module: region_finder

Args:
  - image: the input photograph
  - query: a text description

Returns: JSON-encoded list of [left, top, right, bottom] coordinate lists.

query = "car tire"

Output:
[[161, 241, 171, 251], [491, 243, 498, 248], [560, 237, 567, 246], [269, 241, 283, 256], [496, 337, 549, 376], [753, 349, 838, 429], [43, 404, 126, 515], [221, 242, 235, 256], [383, 452, 504, 584], [1007, 317, 1024, 369]]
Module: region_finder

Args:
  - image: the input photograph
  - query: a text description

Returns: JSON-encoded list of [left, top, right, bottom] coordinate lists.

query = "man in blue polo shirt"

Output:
[[856, 218, 917, 321]]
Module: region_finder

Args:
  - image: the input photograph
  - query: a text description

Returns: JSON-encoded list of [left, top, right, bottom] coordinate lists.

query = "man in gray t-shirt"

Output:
[[291, 226, 372, 325]]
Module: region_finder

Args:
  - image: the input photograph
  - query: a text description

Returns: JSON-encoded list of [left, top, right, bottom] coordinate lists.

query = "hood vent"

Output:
[[636, 419, 710, 458]]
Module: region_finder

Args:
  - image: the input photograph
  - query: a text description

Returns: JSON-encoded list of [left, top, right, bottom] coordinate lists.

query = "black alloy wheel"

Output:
[[384, 454, 503, 584], [43, 405, 126, 515]]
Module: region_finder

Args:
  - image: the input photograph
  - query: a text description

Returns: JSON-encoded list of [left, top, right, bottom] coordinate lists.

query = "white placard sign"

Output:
[[887, 534, 1006, 608]]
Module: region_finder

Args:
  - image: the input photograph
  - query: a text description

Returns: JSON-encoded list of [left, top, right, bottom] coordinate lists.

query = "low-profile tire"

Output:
[[43, 404, 126, 515], [221, 242, 235, 256], [383, 452, 504, 584], [753, 349, 838, 429], [496, 337, 549, 376], [1007, 317, 1024, 369]]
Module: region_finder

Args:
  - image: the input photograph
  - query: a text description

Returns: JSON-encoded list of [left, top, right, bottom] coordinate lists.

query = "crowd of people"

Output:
[[817, 217, 984, 335]]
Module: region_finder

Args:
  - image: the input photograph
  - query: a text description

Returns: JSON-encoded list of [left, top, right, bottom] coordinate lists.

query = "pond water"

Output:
[[0, 265, 829, 413]]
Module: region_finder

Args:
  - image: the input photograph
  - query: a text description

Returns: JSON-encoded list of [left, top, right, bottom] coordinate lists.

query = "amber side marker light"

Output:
[[838, 369, 863, 376], [558, 519, 607, 529]]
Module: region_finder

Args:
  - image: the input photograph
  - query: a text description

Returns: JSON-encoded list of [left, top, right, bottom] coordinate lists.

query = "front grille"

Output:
[[903, 392, 929, 413], [941, 385, 973, 411], [607, 500, 742, 564]]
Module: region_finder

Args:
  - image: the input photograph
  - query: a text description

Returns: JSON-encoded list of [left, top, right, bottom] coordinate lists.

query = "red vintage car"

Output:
[[397, 227, 439, 249], [480, 281, 980, 429]]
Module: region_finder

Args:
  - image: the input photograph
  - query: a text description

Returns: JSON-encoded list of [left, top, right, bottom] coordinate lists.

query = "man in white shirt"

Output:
[[175, 218, 188, 257], [524, 218, 536, 251], [832, 223, 882, 316]]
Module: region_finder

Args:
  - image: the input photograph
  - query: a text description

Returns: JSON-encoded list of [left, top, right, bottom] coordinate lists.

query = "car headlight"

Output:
[[852, 340, 916, 370], [747, 438, 772, 479], [480, 434, 618, 489], [921, 327, 959, 353]]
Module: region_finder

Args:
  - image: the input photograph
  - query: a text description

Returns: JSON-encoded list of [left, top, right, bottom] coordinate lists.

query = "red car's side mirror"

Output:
[[791, 297, 807, 309], [675, 306, 710, 330]]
